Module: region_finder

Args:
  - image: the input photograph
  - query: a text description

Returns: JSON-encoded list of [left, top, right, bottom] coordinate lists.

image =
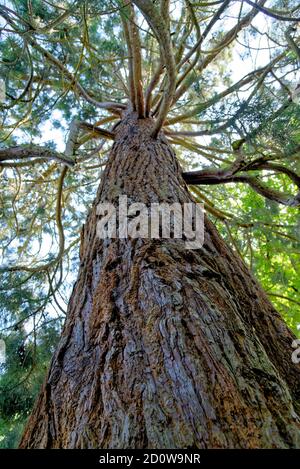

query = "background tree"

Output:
[[0, 0, 300, 448]]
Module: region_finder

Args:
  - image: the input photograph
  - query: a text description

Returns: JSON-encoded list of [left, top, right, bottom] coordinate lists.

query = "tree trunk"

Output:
[[20, 114, 300, 449]]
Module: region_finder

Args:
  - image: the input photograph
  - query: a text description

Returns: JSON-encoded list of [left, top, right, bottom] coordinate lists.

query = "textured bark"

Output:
[[20, 114, 300, 449]]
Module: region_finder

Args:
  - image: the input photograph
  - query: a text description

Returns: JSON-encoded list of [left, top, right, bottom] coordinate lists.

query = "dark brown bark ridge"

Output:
[[20, 114, 300, 448]]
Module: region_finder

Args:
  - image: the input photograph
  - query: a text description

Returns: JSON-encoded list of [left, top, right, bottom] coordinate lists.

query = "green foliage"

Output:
[[0, 324, 62, 448], [212, 184, 300, 335]]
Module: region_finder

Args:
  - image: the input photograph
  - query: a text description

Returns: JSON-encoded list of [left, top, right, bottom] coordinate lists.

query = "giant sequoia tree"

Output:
[[0, 0, 300, 449]]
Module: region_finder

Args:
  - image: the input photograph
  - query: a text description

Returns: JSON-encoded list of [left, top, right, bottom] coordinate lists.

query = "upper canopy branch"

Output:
[[121, 2, 145, 117], [176, 0, 231, 84], [173, 0, 268, 104], [242, 0, 300, 22], [183, 154, 300, 207], [77, 122, 115, 141], [0, 118, 114, 169], [133, 0, 176, 137], [0, 145, 75, 168]]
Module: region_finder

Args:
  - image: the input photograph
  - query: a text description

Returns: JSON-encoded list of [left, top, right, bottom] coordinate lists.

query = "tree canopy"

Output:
[[0, 0, 299, 447]]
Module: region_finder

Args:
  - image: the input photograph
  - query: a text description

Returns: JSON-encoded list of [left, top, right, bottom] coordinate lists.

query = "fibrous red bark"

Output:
[[20, 114, 300, 448]]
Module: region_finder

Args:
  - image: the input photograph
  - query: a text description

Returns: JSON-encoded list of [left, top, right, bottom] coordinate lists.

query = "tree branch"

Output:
[[133, 0, 176, 137], [0, 145, 75, 167], [285, 26, 300, 64], [121, 9, 136, 110], [27, 37, 126, 115], [166, 51, 285, 125], [174, 0, 267, 103], [243, 0, 300, 22], [77, 122, 115, 140], [144, 62, 163, 117], [183, 158, 300, 207], [127, 2, 144, 117]]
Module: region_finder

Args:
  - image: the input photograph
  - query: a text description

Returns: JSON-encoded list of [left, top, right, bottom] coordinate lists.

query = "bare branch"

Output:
[[77, 122, 115, 140], [145, 62, 163, 117], [127, 2, 144, 116], [177, 0, 231, 71], [133, 0, 176, 137], [285, 26, 300, 64], [183, 156, 300, 208], [121, 11, 136, 110], [0, 145, 75, 167], [242, 0, 300, 22]]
